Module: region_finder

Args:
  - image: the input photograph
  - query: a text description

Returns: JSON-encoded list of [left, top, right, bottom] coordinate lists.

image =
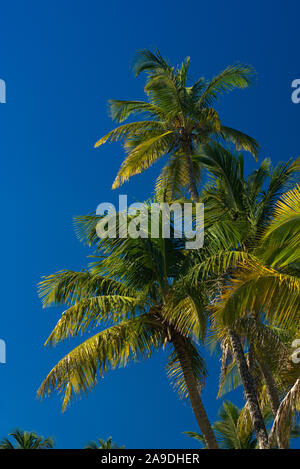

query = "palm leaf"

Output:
[[37, 314, 164, 411]]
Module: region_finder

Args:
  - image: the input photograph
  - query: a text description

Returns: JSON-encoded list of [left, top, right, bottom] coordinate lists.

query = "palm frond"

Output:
[[38, 314, 164, 411], [45, 295, 143, 345], [108, 100, 164, 123], [38, 270, 133, 307], [94, 121, 164, 147], [112, 131, 173, 188], [218, 126, 259, 159], [213, 259, 300, 330], [259, 185, 300, 267], [198, 64, 255, 108], [132, 49, 172, 78]]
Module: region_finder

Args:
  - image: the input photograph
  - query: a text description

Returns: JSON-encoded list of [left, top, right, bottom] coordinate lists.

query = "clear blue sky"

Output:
[[0, 0, 299, 449]]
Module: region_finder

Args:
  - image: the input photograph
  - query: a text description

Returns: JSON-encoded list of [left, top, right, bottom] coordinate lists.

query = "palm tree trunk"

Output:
[[172, 333, 219, 449], [247, 341, 255, 372], [228, 329, 269, 449], [257, 358, 288, 449], [184, 143, 199, 202], [258, 359, 280, 417]]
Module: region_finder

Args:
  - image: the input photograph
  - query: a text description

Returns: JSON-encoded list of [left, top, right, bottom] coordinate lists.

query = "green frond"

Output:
[[155, 152, 202, 202], [132, 48, 172, 78], [162, 292, 207, 342], [256, 158, 300, 229], [145, 74, 184, 118], [38, 270, 133, 307], [46, 295, 143, 345], [0, 430, 55, 449], [108, 100, 164, 123], [94, 121, 164, 147], [38, 314, 164, 411], [112, 131, 173, 188], [259, 185, 300, 267], [217, 360, 242, 398], [183, 431, 205, 448], [200, 250, 251, 280], [198, 64, 255, 108], [213, 259, 300, 329], [196, 143, 245, 212], [213, 401, 256, 449], [218, 126, 259, 159]]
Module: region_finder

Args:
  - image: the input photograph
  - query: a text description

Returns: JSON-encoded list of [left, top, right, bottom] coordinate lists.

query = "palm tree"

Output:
[[94, 49, 258, 201], [182, 146, 299, 448], [185, 401, 300, 449], [217, 322, 300, 448], [185, 400, 273, 449], [212, 184, 300, 447], [0, 429, 54, 449], [37, 212, 219, 449], [85, 436, 124, 449], [213, 183, 300, 329]]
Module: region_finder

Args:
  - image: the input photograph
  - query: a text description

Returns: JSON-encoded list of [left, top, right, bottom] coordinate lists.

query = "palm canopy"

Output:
[[84, 436, 124, 449], [198, 144, 300, 233], [37, 210, 211, 411], [211, 184, 300, 331], [0, 429, 54, 449], [95, 49, 258, 200], [178, 148, 300, 447], [181, 147, 299, 290], [185, 146, 300, 362]]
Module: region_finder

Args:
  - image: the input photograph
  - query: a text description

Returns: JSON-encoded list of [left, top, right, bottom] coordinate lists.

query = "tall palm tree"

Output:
[[94, 49, 258, 201], [0, 429, 54, 449], [181, 146, 299, 448], [85, 436, 124, 449], [37, 212, 221, 449], [212, 184, 300, 447]]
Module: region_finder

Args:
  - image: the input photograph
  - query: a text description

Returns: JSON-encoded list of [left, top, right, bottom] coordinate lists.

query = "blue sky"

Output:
[[0, 0, 299, 449]]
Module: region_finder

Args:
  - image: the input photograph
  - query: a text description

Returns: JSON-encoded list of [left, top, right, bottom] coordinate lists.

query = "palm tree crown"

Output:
[[0, 429, 54, 449], [85, 436, 124, 449], [95, 49, 258, 201]]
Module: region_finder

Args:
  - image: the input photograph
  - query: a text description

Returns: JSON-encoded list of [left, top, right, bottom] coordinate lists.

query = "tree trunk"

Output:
[[172, 333, 219, 449], [257, 358, 288, 449], [258, 360, 280, 417], [184, 143, 199, 202], [247, 341, 255, 372], [228, 329, 269, 449]]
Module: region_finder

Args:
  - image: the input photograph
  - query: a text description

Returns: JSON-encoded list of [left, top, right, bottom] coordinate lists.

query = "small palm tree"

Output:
[[185, 401, 273, 449], [95, 49, 258, 201], [186, 401, 300, 449], [0, 429, 54, 449], [85, 436, 124, 449]]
